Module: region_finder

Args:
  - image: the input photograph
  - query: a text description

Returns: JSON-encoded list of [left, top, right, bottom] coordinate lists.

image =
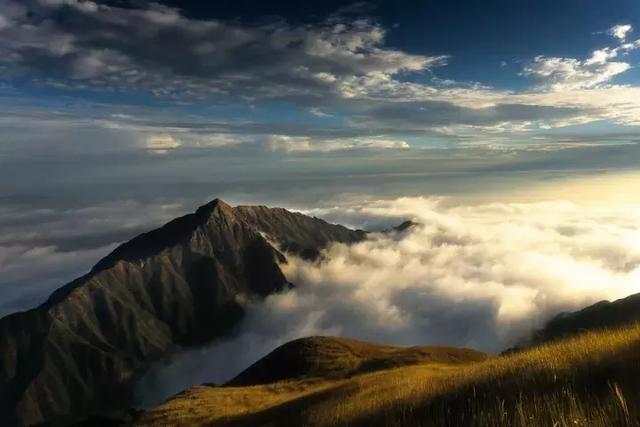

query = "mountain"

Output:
[[0, 199, 365, 426], [530, 292, 640, 345]]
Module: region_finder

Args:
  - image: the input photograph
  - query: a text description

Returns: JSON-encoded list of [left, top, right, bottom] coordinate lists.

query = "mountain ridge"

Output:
[[530, 292, 640, 345], [0, 199, 366, 426]]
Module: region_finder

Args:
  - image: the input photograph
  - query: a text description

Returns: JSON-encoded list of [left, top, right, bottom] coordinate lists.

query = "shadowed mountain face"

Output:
[[0, 199, 365, 426], [531, 292, 640, 345]]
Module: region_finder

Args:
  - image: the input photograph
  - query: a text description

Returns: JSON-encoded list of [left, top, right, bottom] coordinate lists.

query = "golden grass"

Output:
[[228, 336, 488, 386], [136, 379, 340, 425], [138, 324, 640, 426]]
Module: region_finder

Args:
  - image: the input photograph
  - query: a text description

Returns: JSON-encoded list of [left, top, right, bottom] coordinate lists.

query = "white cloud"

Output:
[[520, 29, 639, 92], [585, 47, 619, 65], [268, 135, 409, 152], [308, 107, 334, 118], [609, 24, 633, 41], [145, 135, 180, 154], [330, 26, 640, 133], [522, 56, 630, 91], [136, 196, 640, 405]]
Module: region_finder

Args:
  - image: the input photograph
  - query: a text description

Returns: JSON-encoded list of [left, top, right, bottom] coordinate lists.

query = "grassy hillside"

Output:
[[229, 336, 488, 386], [138, 325, 640, 426]]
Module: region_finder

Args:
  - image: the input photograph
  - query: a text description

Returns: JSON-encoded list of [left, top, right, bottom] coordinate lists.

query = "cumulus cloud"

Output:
[[521, 28, 639, 92], [522, 56, 630, 91], [136, 196, 640, 406], [609, 24, 633, 41], [522, 47, 634, 94]]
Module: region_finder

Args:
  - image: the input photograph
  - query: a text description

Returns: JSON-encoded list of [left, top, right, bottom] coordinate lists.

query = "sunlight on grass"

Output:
[[139, 324, 640, 426]]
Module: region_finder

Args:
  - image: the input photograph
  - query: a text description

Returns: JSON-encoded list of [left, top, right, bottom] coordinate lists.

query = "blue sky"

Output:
[[1, 0, 640, 204]]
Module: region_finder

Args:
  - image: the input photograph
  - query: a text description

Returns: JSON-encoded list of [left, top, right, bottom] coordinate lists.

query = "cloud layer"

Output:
[[2, 2, 640, 150], [135, 196, 640, 406], [268, 135, 409, 152], [0, 0, 441, 100]]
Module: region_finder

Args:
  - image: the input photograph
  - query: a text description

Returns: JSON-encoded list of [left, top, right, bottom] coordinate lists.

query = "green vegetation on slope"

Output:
[[140, 324, 640, 426]]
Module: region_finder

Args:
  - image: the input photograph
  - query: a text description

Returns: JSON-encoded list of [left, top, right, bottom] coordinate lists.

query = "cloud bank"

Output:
[[135, 196, 640, 406]]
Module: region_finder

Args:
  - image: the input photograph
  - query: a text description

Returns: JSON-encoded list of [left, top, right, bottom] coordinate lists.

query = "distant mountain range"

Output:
[[0, 199, 365, 426]]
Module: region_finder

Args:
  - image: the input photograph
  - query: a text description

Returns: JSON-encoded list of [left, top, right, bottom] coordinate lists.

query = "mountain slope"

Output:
[[139, 325, 640, 426], [234, 205, 366, 260], [530, 292, 640, 345], [0, 199, 365, 426], [138, 336, 489, 426], [228, 336, 487, 386]]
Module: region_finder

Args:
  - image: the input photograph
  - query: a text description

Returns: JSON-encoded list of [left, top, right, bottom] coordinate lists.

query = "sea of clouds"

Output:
[[135, 195, 640, 406]]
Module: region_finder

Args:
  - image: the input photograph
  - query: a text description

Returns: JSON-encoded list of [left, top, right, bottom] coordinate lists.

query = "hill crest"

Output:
[[228, 335, 488, 386]]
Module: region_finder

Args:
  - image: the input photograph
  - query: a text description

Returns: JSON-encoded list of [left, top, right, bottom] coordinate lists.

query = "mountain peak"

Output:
[[85, 199, 236, 276], [0, 200, 368, 426], [196, 198, 233, 217]]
